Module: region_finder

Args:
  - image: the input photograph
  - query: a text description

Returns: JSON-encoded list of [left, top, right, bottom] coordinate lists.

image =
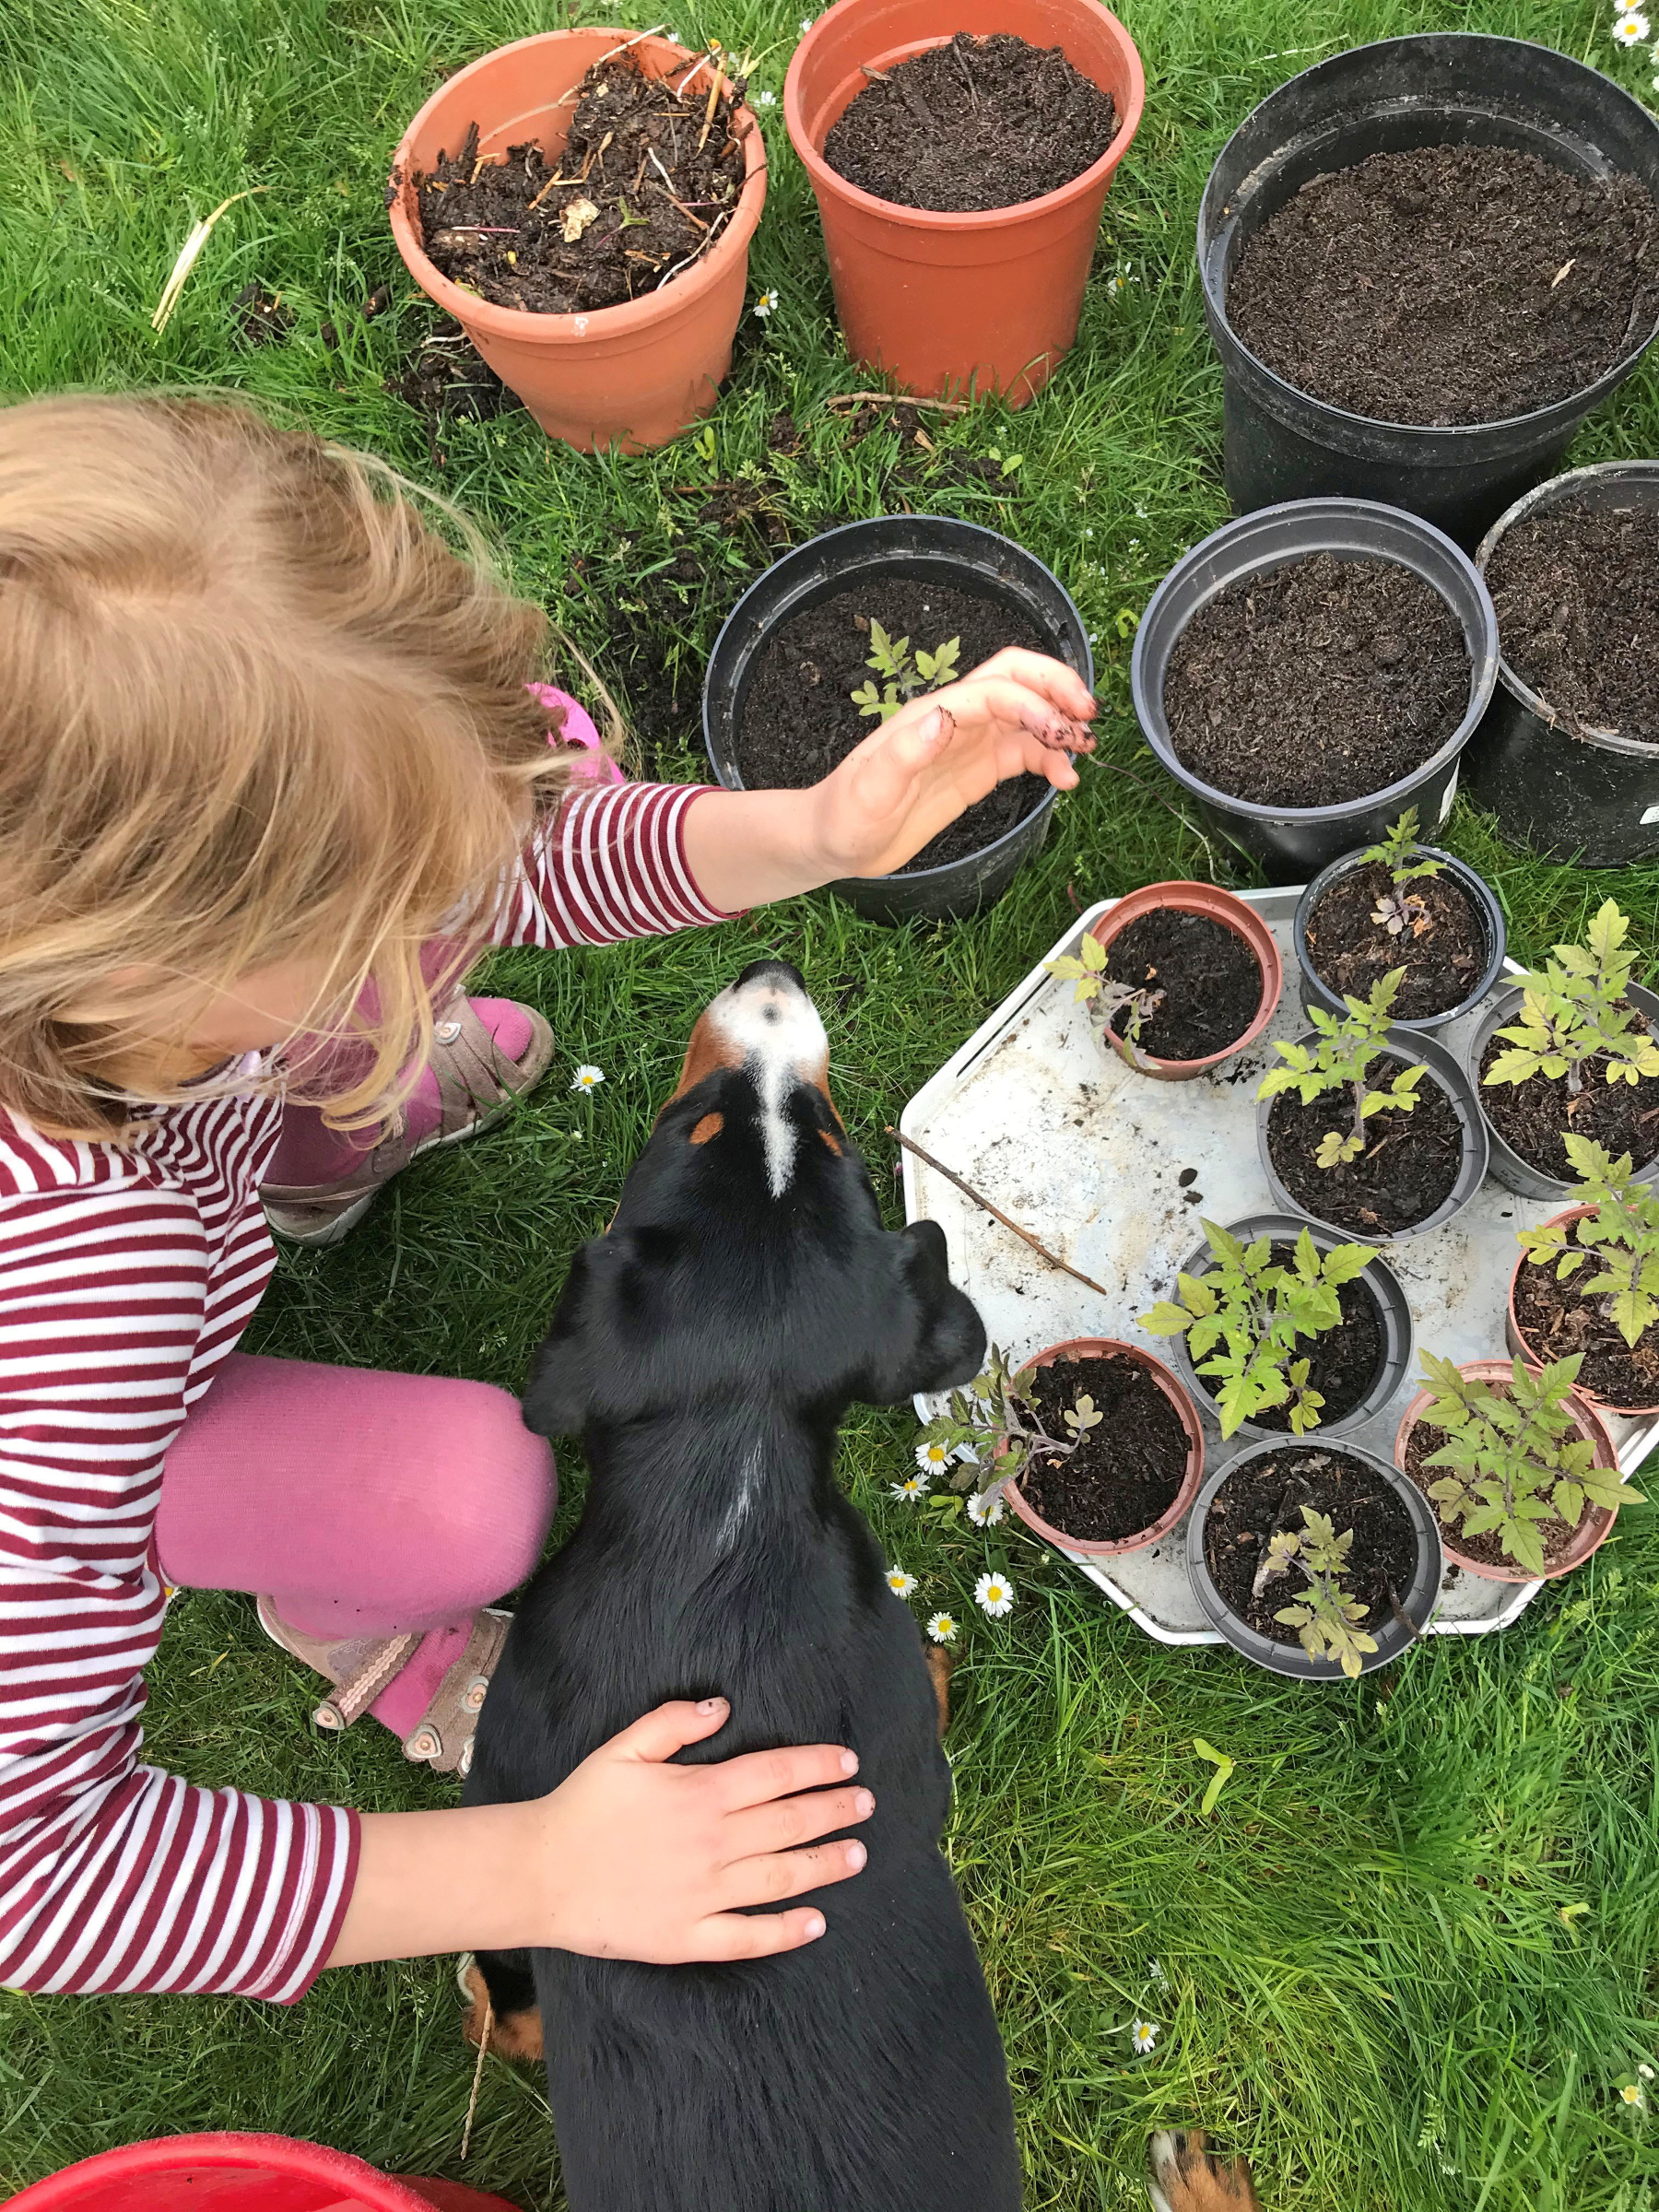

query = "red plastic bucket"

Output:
[[5, 2133, 522, 2211]]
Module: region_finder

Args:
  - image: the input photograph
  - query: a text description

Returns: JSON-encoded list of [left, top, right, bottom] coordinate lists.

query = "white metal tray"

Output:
[[900, 888, 1655, 1645]]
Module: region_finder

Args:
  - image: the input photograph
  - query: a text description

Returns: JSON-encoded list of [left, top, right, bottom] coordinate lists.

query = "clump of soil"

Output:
[[1265, 1059, 1465, 1235], [1227, 143, 1659, 428], [1402, 1399, 1592, 1572], [1100, 909, 1263, 1062], [1162, 555, 1469, 808], [1018, 1352, 1190, 1543], [1477, 1021, 1659, 1181], [1186, 1243, 1385, 1430], [735, 576, 1053, 873], [1204, 1446, 1418, 1648], [408, 54, 749, 314], [822, 32, 1116, 214], [1488, 498, 1659, 745], [1513, 1233, 1659, 1411], [391, 320, 515, 429], [1305, 861, 1487, 1020]]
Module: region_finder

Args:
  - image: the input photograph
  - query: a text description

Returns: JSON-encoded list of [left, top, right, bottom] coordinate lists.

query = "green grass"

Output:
[[3, 0, 1659, 2204]]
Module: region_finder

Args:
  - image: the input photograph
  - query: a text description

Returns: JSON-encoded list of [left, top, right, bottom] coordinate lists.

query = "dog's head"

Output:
[[524, 960, 986, 1440]]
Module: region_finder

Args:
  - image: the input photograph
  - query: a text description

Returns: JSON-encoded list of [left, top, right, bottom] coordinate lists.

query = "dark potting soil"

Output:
[[1204, 1446, 1418, 1648], [1513, 1238, 1659, 1412], [735, 577, 1048, 873], [1226, 143, 1659, 429], [1266, 1057, 1464, 1235], [1101, 909, 1263, 1062], [1305, 861, 1485, 1021], [1487, 499, 1659, 747], [1162, 555, 1470, 809], [1018, 1352, 1189, 1543], [821, 32, 1117, 215], [408, 55, 748, 316], [1190, 1243, 1384, 1431], [1402, 1404, 1582, 1572], [1477, 1024, 1659, 1180]]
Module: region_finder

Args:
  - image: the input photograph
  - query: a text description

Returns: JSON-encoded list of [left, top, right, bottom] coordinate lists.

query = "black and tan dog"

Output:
[[462, 959, 1020, 2212]]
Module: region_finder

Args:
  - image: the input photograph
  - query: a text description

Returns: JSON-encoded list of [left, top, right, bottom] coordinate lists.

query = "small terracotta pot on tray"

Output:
[[1084, 880, 1283, 1082], [1506, 1207, 1659, 1422], [1005, 1336, 1204, 1558]]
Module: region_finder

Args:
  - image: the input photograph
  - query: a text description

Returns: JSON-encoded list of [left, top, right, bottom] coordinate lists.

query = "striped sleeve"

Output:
[[490, 781, 739, 950], [0, 1181, 357, 2000]]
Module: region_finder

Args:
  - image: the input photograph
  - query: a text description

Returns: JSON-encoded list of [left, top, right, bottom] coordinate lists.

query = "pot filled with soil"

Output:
[[1152, 1214, 1413, 1442], [1186, 1439, 1441, 1678], [1044, 882, 1282, 1079], [1132, 499, 1499, 881], [784, 0, 1143, 406], [1394, 1356, 1629, 1583], [1510, 1206, 1659, 1420], [388, 31, 767, 451], [1004, 1339, 1204, 1558], [1198, 35, 1659, 547], [1464, 462, 1659, 866], [703, 514, 1091, 923], [1292, 820, 1506, 1033]]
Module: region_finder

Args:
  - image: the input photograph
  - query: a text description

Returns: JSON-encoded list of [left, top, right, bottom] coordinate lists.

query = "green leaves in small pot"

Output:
[[1257, 969, 1425, 1168], [1256, 1505, 1379, 1678], [1484, 899, 1659, 1099], [1517, 1135, 1659, 1351]]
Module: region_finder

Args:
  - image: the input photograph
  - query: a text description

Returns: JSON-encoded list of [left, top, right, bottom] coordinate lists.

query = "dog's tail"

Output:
[[1148, 2129, 1262, 2212]]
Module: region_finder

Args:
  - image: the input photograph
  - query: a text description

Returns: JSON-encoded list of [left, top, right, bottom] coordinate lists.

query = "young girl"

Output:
[[0, 392, 1096, 2006]]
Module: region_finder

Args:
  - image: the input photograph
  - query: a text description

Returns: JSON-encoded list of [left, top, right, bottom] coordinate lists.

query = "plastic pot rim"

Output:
[[1131, 497, 1500, 829], [1506, 1207, 1659, 1421], [1198, 33, 1659, 444], [1006, 1337, 1205, 1557], [1084, 880, 1285, 1077], [1292, 844, 1509, 1032]]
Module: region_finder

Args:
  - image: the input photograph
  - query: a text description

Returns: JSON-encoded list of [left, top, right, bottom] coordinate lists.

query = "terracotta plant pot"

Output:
[[1005, 1337, 1204, 1557], [1394, 1358, 1622, 1584], [389, 31, 767, 452], [784, 0, 1144, 406], [1506, 1208, 1659, 1422], [1082, 881, 1283, 1080]]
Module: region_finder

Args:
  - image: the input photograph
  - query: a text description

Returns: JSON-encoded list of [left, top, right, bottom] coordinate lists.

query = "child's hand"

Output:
[[806, 647, 1098, 880]]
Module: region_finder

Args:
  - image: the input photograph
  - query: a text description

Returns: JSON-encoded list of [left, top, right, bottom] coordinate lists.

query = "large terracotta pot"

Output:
[[389, 31, 767, 451], [1506, 1206, 1659, 1421], [1006, 1337, 1204, 1557], [784, 0, 1144, 405], [1083, 880, 1282, 1080]]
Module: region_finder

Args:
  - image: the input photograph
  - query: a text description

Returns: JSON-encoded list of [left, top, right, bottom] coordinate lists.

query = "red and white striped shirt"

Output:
[[0, 782, 725, 2001]]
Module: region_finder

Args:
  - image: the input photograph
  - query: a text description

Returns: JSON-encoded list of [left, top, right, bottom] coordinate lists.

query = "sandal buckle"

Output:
[[405, 1723, 443, 1763], [313, 1700, 347, 1732], [462, 1675, 490, 1713]]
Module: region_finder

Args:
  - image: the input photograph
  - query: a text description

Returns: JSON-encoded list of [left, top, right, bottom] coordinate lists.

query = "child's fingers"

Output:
[[948, 646, 1098, 722], [724, 1784, 875, 1862], [694, 1906, 830, 1960], [712, 1742, 863, 1811], [717, 1836, 867, 1911], [608, 1696, 731, 1763]]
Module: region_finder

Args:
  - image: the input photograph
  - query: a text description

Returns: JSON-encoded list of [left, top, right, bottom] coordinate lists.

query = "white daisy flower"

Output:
[[916, 1438, 953, 1473], [926, 1611, 958, 1643], [800, 16, 815, 31], [974, 1571, 1015, 1617], [1147, 1958, 1169, 1988], [1621, 2082, 1645, 2106], [890, 1474, 930, 1502], [571, 1065, 606, 1092], [758, 88, 776, 104], [1614, 10, 1648, 40], [966, 1489, 1006, 1527], [1130, 2018, 1159, 2055], [885, 1567, 918, 1597], [754, 288, 779, 319], [1641, 2065, 1655, 2081]]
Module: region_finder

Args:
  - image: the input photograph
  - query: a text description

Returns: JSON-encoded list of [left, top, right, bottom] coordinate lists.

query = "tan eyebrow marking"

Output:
[[817, 1126, 842, 1155], [690, 1112, 724, 1146]]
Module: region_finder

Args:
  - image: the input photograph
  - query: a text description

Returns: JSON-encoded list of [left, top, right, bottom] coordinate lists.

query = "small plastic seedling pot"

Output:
[[1197, 34, 1659, 548], [1130, 498, 1499, 884], [1167, 1213, 1414, 1441], [1462, 979, 1659, 1203], [1292, 845, 1507, 1034], [703, 513, 1093, 924], [1463, 462, 1659, 865], [1184, 1436, 1442, 1677], [1005, 1337, 1205, 1558], [1393, 1359, 1623, 1583], [1082, 881, 1283, 1081], [1254, 1022, 1489, 1241], [1505, 1208, 1659, 1422]]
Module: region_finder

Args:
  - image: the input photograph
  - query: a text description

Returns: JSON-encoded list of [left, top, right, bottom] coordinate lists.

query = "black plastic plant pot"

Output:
[[1254, 1024, 1489, 1241], [1463, 463, 1659, 866], [1131, 499, 1499, 884], [1185, 1438, 1442, 1679], [702, 515, 1093, 925], [1464, 980, 1659, 1202], [1293, 845, 1508, 1034], [1169, 1213, 1414, 1443], [1198, 35, 1659, 549]]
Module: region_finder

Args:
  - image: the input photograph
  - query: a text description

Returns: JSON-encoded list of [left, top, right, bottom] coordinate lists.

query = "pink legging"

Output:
[[155, 1352, 556, 1734]]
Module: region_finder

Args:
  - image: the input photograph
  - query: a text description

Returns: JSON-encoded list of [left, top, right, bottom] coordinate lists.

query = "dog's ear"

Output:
[[522, 1241, 603, 1441], [856, 1218, 987, 1406], [522, 1230, 681, 1439]]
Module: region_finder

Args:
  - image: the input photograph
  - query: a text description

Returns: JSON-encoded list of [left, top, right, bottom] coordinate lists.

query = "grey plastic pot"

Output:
[[1185, 1436, 1443, 1678], [703, 514, 1092, 924], [1463, 463, 1659, 865], [1464, 979, 1659, 1201], [1198, 35, 1659, 549], [1132, 499, 1499, 883], [1169, 1213, 1414, 1441], [1256, 1024, 1489, 1241], [1293, 845, 1507, 1033]]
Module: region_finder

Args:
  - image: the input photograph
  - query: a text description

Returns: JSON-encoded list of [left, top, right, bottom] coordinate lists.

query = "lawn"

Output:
[[3, 0, 1658, 2204]]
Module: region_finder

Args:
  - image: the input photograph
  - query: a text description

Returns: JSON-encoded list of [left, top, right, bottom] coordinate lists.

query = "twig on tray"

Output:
[[885, 1127, 1114, 1301]]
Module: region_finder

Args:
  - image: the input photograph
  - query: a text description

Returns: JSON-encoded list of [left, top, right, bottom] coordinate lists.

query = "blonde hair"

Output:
[[0, 391, 589, 1141]]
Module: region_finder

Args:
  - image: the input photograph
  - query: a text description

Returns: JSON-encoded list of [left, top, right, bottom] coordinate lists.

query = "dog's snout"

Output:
[[733, 959, 807, 998]]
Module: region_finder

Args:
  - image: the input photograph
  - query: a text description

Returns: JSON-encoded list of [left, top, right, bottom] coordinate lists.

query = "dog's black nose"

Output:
[[733, 959, 807, 995]]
